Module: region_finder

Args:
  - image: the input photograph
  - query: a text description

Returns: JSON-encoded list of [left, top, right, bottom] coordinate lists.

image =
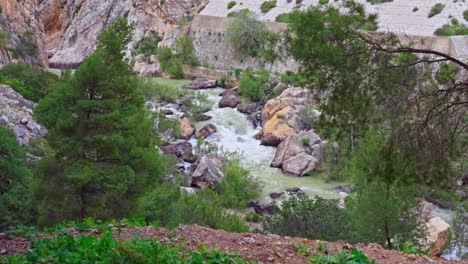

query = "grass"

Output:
[[260, 0, 276, 13], [138, 77, 191, 102], [428, 3, 445, 18]]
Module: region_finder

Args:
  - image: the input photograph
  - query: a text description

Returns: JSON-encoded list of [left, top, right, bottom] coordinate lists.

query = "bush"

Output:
[[135, 33, 161, 57], [434, 19, 468, 36], [138, 182, 181, 226], [319, 0, 329, 4], [275, 13, 296, 23], [11, 31, 38, 59], [238, 69, 270, 102], [464, 10, 468, 22], [175, 36, 198, 66], [260, 1, 276, 13], [227, 1, 236, 9], [428, 3, 444, 18], [436, 63, 457, 84], [263, 194, 353, 242], [311, 248, 375, 264], [157, 47, 184, 78], [0, 63, 59, 102], [0, 232, 249, 263], [0, 126, 34, 231], [226, 10, 266, 59], [0, 30, 7, 49], [217, 160, 262, 209]]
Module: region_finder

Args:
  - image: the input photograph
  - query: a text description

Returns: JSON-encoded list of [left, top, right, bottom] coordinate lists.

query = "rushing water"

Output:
[[188, 88, 344, 201]]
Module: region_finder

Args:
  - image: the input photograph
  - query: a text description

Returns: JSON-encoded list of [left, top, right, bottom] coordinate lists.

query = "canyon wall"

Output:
[[39, 0, 207, 68], [0, 0, 48, 67]]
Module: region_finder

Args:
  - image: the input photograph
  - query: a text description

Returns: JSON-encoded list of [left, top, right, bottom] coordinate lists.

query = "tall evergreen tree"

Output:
[[34, 17, 166, 225]]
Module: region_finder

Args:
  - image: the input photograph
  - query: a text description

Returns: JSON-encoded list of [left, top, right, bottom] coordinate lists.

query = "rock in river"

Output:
[[196, 124, 217, 139]]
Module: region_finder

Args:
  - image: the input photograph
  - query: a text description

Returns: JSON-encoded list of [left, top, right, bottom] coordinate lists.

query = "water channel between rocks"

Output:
[[189, 88, 344, 201]]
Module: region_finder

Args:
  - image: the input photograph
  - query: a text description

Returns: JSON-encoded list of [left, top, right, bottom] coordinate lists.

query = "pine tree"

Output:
[[34, 17, 166, 225]]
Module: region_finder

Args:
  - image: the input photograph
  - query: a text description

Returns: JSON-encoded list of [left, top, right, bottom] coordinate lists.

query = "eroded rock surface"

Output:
[[271, 130, 326, 176], [189, 155, 226, 189], [0, 85, 47, 145], [184, 78, 217, 90], [195, 124, 216, 139], [256, 88, 315, 146], [180, 117, 195, 140], [0, 0, 48, 67]]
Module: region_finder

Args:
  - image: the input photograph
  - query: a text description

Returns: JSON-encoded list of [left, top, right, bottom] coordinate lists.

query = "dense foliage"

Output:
[[0, 63, 58, 102], [0, 232, 250, 264], [225, 11, 266, 59], [33, 17, 166, 225], [0, 126, 33, 230], [238, 69, 271, 102], [158, 47, 184, 78], [264, 195, 353, 242], [310, 248, 375, 264]]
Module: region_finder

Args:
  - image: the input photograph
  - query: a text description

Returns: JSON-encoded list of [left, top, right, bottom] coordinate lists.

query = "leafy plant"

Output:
[[310, 248, 375, 264], [260, 1, 276, 13], [227, 1, 237, 9], [238, 69, 271, 102], [464, 10, 468, 22], [157, 47, 184, 78], [135, 33, 161, 57], [226, 11, 266, 59], [319, 0, 329, 4], [428, 3, 444, 18], [434, 18, 468, 36], [175, 35, 198, 66], [0, 29, 7, 49]]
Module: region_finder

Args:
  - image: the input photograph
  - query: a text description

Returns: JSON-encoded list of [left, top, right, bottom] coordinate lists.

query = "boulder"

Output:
[[256, 88, 315, 146], [271, 130, 326, 176], [425, 217, 450, 256], [196, 114, 212, 121], [160, 140, 195, 162], [248, 201, 275, 216], [133, 61, 161, 76], [218, 92, 241, 108], [237, 103, 261, 114], [247, 113, 260, 128], [419, 201, 434, 221], [196, 124, 217, 139], [219, 88, 238, 96], [286, 187, 304, 194], [180, 118, 195, 140], [190, 155, 226, 189], [335, 185, 354, 195], [269, 192, 284, 199], [184, 78, 217, 89]]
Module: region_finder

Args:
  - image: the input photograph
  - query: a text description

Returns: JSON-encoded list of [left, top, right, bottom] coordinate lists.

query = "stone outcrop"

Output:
[[189, 155, 226, 189], [183, 78, 217, 89], [0, 85, 47, 145], [195, 124, 216, 139], [271, 130, 326, 176], [161, 140, 195, 162], [133, 57, 161, 76], [38, 0, 208, 68], [218, 91, 240, 108], [0, 0, 48, 67], [425, 217, 450, 256], [180, 117, 195, 140], [256, 88, 315, 146], [237, 103, 261, 114]]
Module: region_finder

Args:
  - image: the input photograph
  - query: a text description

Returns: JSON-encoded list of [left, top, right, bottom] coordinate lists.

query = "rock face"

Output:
[[183, 78, 217, 90], [218, 91, 240, 108], [256, 88, 315, 146], [0, 0, 48, 67], [0, 85, 47, 145], [38, 0, 208, 68], [161, 140, 195, 162], [190, 155, 226, 189], [180, 117, 195, 140], [248, 201, 275, 216], [271, 130, 326, 176], [425, 217, 450, 256], [133, 60, 161, 76], [195, 124, 216, 139]]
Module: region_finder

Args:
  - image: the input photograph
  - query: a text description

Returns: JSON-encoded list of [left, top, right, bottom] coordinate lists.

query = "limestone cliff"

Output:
[[39, 0, 208, 68], [0, 0, 48, 67]]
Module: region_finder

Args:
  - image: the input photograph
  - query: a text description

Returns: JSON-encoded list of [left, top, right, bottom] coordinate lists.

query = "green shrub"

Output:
[[0, 126, 34, 231], [275, 13, 297, 23], [135, 33, 161, 57], [167, 189, 249, 232], [217, 160, 262, 209], [0, 63, 59, 102], [226, 10, 266, 59], [11, 30, 38, 59], [413, 7, 419, 12], [138, 182, 181, 226], [157, 47, 184, 78], [310, 248, 375, 264], [434, 18, 468, 36], [0, 232, 249, 263], [464, 10, 468, 22], [245, 213, 263, 223], [227, 1, 237, 9], [428, 3, 444, 18], [359, 14, 378, 31], [238, 69, 270, 102], [263, 195, 353, 242], [260, 1, 276, 13], [319, 0, 329, 4], [175, 36, 198, 66]]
